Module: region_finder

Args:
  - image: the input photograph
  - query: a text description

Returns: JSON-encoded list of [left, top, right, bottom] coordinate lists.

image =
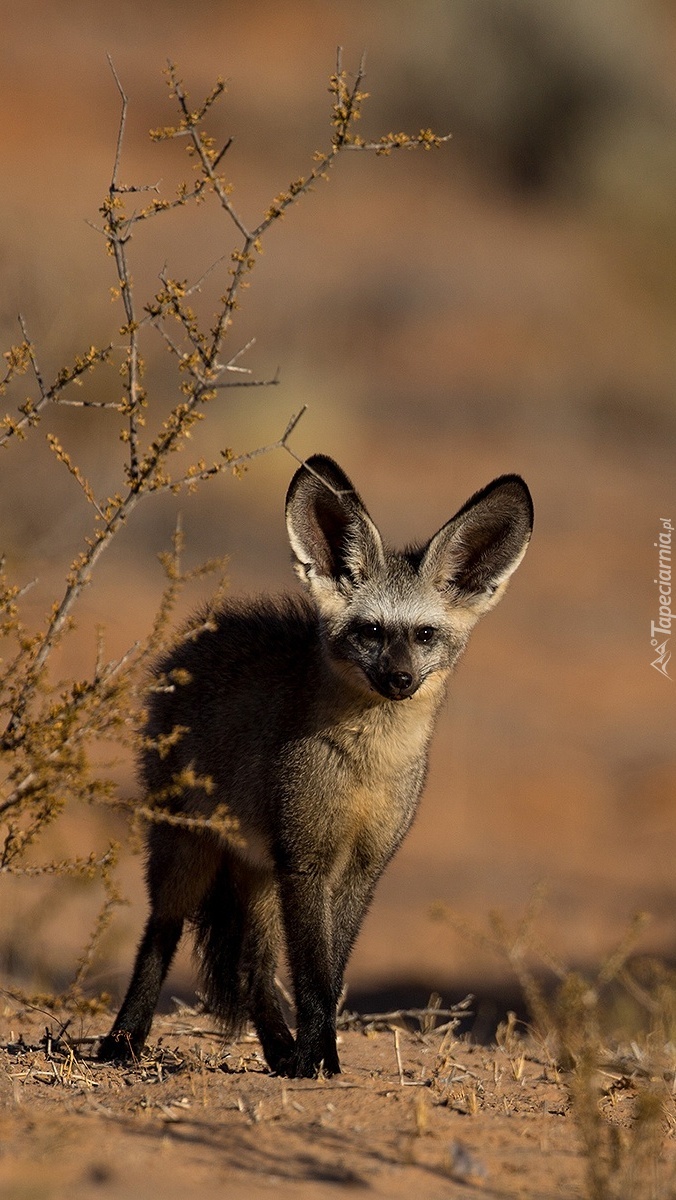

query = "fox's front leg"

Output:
[[329, 847, 389, 997], [277, 867, 341, 1078]]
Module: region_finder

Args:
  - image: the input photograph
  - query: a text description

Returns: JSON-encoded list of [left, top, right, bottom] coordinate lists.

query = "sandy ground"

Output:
[[2, 996, 676, 1200]]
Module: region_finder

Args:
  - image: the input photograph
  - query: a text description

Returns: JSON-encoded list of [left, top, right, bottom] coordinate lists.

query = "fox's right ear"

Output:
[[285, 455, 385, 604]]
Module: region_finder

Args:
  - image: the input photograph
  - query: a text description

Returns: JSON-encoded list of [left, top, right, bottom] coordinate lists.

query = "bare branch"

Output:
[[54, 399, 124, 410], [107, 54, 128, 190], [168, 66, 251, 240], [0, 323, 113, 449], [343, 131, 454, 153], [210, 372, 279, 390], [152, 403, 304, 493]]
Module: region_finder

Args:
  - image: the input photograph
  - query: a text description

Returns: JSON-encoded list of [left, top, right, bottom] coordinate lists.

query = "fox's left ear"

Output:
[[420, 475, 533, 615]]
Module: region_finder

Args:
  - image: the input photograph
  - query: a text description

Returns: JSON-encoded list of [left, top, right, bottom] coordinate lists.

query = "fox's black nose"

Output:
[[387, 671, 414, 698]]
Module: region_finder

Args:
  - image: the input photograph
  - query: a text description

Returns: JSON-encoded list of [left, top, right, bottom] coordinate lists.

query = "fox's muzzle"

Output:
[[375, 669, 419, 701]]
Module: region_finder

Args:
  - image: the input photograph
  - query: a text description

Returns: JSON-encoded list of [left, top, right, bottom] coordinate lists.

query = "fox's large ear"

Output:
[[286, 455, 385, 599], [420, 475, 533, 616]]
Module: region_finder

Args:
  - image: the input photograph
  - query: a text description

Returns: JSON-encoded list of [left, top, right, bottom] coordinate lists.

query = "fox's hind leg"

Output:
[[243, 875, 295, 1072], [97, 911, 183, 1061], [195, 855, 295, 1073], [98, 826, 223, 1061]]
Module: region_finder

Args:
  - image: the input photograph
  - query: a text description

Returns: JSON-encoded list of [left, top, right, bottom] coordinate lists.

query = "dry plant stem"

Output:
[[337, 1001, 472, 1031], [107, 57, 142, 484], [393, 1028, 405, 1085], [69, 865, 125, 997], [0, 645, 138, 822]]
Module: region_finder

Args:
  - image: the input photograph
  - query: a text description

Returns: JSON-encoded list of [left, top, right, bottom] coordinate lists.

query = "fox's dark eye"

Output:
[[415, 626, 436, 644], [358, 622, 385, 643]]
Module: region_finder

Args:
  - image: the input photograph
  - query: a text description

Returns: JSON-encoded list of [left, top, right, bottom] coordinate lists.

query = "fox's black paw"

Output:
[[263, 1033, 297, 1077], [97, 1031, 139, 1063], [282, 1048, 341, 1079]]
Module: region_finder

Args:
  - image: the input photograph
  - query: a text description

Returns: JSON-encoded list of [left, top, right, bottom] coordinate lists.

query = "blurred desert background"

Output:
[[1, 0, 675, 1034]]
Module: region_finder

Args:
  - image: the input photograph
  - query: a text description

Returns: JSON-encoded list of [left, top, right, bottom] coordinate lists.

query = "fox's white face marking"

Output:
[[286, 456, 533, 704]]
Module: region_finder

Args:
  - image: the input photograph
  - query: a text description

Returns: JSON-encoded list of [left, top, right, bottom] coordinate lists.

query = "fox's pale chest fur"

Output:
[[233, 670, 445, 876], [320, 671, 446, 773]]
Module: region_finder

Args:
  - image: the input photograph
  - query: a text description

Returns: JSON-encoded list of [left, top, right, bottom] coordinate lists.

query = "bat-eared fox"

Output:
[[99, 454, 533, 1077]]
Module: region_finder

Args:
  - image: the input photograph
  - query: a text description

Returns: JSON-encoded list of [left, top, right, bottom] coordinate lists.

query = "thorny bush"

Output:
[[0, 52, 450, 1007]]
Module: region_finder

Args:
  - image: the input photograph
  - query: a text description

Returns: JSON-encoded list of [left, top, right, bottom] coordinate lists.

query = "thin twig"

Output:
[[393, 1028, 405, 1085], [0, 318, 112, 449], [152, 403, 303, 493], [106, 55, 142, 482], [337, 999, 472, 1031], [170, 67, 250, 240], [343, 133, 453, 152], [107, 55, 127, 189]]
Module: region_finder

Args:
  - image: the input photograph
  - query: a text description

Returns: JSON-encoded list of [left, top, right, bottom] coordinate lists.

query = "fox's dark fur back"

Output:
[[99, 455, 533, 1077], [143, 596, 322, 813]]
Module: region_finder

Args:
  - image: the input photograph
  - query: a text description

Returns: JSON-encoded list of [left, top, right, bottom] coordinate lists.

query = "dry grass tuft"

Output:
[[435, 892, 676, 1198]]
